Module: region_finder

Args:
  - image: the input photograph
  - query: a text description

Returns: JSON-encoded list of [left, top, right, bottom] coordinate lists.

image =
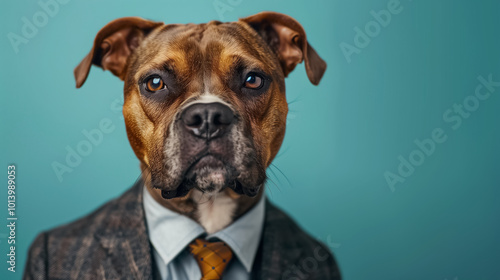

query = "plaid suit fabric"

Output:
[[23, 180, 341, 279]]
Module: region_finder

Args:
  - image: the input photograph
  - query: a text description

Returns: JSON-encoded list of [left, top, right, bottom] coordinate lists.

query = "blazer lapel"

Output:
[[94, 179, 154, 280], [253, 200, 303, 279]]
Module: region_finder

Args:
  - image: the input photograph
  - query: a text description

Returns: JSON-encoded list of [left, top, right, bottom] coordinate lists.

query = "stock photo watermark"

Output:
[[339, 0, 412, 63], [51, 97, 124, 182], [6, 165, 17, 272], [213, 0, 242, 21], [7, 0, 71, 54], [385, 74, 499, 192], [281, 235, 341, 280]]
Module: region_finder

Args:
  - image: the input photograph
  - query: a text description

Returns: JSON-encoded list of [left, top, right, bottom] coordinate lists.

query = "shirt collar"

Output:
[[208, 192, 265, 272], [143, 186, 265, 273]]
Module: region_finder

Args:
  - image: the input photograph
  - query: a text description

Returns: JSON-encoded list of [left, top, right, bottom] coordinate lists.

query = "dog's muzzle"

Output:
[[159, 101, 242, 199]]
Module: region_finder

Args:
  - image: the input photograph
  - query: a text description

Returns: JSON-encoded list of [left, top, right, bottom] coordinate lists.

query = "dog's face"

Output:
[[125, 20, 288, 199], [75, 12, 325, 219]]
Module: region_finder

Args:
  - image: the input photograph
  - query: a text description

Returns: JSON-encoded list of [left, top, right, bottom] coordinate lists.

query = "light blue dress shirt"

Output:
[[143, 186, 265, 280]]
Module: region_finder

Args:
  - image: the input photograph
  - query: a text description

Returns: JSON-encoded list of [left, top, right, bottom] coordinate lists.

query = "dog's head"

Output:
[[75, 12, 325, 217]]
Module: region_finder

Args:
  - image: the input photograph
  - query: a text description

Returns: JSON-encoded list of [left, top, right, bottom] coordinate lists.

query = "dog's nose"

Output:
[[181, 102, 235, 139]]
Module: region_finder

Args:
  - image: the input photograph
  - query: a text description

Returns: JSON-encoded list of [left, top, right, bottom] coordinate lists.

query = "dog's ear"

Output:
[[74, 17, 163, 88], [240, 11, 326, 85]]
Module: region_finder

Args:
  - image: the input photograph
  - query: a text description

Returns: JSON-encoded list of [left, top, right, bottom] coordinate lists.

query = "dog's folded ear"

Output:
[[240, 11, 326, 85], [74, 17, 163, 88]]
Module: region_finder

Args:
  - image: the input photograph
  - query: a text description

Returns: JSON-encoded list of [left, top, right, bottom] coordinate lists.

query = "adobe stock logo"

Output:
[[213, 0, 242, 21], [51, 119, 116, 182], [7, 0, 71, 54], [384, 74, 499, 192], [51, 97, 124, 182], [339, 0, 411, 63], [281, 235, 340, 280]]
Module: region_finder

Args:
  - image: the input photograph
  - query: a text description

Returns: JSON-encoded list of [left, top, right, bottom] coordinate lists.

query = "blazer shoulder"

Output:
[[23, 183, 142, 279], [23, 198, 118, 280], [43, 181, 141, 239], [265, 200, 325, 248], [24, 194, 119, 251], [24, 232, 48, 280], [45, 194, 121, 239]]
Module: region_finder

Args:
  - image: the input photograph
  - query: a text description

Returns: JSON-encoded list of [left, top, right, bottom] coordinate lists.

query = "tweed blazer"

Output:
[[23, 180, 341, 280]]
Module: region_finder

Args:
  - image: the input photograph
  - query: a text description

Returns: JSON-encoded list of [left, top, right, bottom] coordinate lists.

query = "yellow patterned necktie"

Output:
[[189, 238, 234, 280]]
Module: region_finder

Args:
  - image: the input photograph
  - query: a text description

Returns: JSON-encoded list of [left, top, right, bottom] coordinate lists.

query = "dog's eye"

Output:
[[244, 73, 264, 89], [145, 76, 166, 92]]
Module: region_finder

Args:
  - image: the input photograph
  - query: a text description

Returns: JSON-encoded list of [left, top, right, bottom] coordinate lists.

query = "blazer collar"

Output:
[[93, 178, 154, 280], [253, 200, 305, 279]]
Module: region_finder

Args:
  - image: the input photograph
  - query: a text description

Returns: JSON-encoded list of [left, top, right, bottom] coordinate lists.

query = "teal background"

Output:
[[1, 0, 499, 279]]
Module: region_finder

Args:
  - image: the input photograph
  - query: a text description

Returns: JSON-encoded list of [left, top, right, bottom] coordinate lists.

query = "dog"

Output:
[[24, 11, 341, 280]]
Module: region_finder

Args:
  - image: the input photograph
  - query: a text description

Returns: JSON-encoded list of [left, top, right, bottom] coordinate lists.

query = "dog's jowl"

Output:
[[24, 12, 341, 280]]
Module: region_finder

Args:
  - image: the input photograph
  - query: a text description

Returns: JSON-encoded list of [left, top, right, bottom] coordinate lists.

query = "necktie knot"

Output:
[[189, 238, 233, 280]]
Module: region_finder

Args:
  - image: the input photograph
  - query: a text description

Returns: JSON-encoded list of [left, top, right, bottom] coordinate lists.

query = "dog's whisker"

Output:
[[266, 176, 282, 193], [270, 163, 293, 189], [198, 191, 211, 205], [267, 167, 281, 185]]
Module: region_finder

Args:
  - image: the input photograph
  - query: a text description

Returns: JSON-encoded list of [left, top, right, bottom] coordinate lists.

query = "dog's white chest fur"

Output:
[[192, 190, 237, 234]]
